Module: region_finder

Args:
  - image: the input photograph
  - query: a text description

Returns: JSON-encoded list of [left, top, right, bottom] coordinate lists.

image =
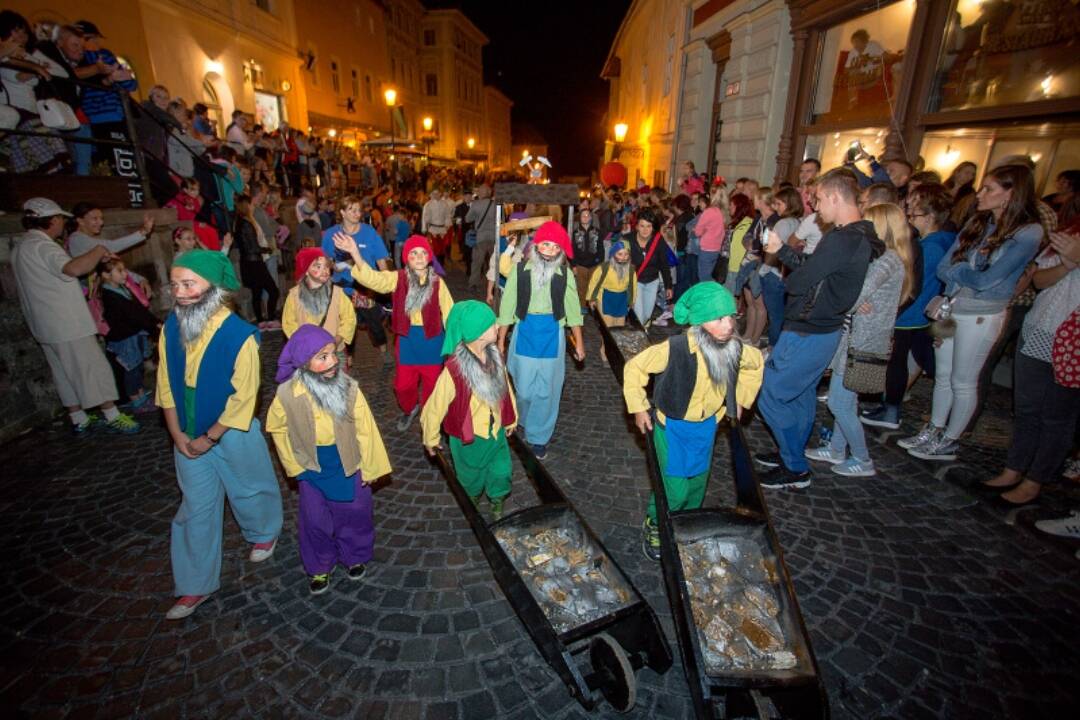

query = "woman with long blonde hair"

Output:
[[693, 185, 730, 282], [805, 202, 914, 477]]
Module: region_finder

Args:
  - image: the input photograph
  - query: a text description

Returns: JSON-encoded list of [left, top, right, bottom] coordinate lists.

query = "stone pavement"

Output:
[[2, 269, 1078, 720]]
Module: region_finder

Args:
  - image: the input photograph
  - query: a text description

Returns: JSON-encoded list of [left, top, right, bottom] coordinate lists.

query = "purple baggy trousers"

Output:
[[298, 475, 375, 575]]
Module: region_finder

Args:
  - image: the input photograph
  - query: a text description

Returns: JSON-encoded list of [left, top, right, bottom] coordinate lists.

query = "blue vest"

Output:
[[164, 312, 259, 438]]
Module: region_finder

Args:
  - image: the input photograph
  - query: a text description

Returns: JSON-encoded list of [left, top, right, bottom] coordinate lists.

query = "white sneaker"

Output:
[[805, 446, 844, 464], [249, 538, 278, 563], [832, 458, 876, 477], [1034, 511, 1080, 539]]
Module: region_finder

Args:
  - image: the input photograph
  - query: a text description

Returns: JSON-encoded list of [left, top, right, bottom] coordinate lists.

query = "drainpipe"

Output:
[[668, 5, 694, 193]]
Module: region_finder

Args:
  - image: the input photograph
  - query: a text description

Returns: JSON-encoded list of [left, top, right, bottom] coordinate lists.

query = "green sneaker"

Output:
[[309, 573, 330, 595], [105, 412, 142, 435], [641, 517, 660, 562], [72, 413, 102, 438], [489, 496, 505, 521]]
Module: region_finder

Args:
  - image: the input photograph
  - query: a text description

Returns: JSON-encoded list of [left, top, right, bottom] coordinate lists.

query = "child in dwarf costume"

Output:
[[496, 221, 585, 460], [281, 247, 357, 349], [421, 301, 518, 519], [333, 233, 454, 430], [623, 282, 764, 561], [156, 250, 284, 620], [267, 325, 392, 595], [586, 239, 638, 362]]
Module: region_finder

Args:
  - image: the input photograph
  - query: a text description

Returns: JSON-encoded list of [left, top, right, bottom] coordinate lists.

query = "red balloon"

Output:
[[600, 161, 627, 189]]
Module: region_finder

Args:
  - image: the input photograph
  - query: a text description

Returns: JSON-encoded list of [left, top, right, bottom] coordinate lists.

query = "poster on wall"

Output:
[[254, 91, 282, 131]]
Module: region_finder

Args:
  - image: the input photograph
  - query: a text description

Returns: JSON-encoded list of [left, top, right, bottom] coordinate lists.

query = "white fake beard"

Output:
[[298, 278, 331, 318], [453, 342, 508, 408], [297, 364, 353, 419], [690, 325, 743, 391], [611, 258, 630, 282], [175, 285, 225, 345], [531, 251, 564, 290], [405, 267, 434, 316]]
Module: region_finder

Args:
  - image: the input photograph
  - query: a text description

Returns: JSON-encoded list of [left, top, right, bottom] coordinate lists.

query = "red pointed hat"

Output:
[[402, 235, 433, 265], [295, 247, 327, 281], [533, 221, 573, 259]]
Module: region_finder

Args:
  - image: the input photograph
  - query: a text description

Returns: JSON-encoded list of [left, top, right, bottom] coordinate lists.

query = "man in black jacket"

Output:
[[37, 25, 90, 175], [754, 168, 874, 489]]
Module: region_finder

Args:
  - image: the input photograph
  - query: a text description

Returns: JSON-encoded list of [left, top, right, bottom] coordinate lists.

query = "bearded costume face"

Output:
[[298, 276, 332, 319], [174, 284, 226, 345], [611, 250, 631, 282], [404, 266, 434, 316], [690, 324, 743, 391], [531, 241, 566, 290], [296, 361, 354, 419], [453, 341, 508, 408]]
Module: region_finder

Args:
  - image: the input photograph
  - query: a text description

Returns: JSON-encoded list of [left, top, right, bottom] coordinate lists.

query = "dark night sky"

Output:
[[426, 0, 632, 178]]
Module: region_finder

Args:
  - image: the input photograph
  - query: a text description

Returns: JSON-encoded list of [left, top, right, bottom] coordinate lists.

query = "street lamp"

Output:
[[422, 116, 433, 132], [384, 87, 398, 184], [613, 122, 628, 143], [466, 137, 475, 149]]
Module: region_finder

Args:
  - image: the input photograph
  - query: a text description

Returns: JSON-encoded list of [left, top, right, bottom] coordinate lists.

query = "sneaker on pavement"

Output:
[[531, 444, 548, 460], [805, 446, 844, 464], [309, 574, 331, 595], [1034, 511, 1080, 539], [249, 538, 277, 563], [832, 457, 877, 477], [816, 392, 829, 403], [759, 466, 813, 490], [166, 594, 210, 620], [641, 517, 661, 562], [754, 451, 782, 468], [908, 432, 959, 461], [396, 405, 420, 432], [860, 405, 900, 430], [898, 423, 938, 450], [72, 413, 102, 438], [105, 412, 141, 435], [346, 564, 367, 581], [128, 393, 151, 410]]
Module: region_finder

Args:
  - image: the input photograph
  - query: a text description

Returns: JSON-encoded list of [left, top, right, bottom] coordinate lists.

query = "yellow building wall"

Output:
[[12, 0, 308, 130], [294, 0, 391, 138]]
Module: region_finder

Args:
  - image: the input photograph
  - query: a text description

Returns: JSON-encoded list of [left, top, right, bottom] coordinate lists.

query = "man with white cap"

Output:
[[10, 198, 141, 435]]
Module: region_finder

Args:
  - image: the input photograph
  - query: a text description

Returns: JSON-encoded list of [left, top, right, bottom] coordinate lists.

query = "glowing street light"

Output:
[[613, 122, 628, 143], [384, 88, 397, 107], [466, 137, 475, 149], [422, 116, 433, 132], [328, 128, 337, 138]]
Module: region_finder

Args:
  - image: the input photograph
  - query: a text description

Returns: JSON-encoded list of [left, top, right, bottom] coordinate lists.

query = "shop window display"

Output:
[[930, 0, 1080, 112]]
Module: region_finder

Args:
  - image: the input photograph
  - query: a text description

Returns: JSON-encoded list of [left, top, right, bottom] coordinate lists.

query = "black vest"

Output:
[[515, 262, 567, 321], [653, 335, 697, 421]]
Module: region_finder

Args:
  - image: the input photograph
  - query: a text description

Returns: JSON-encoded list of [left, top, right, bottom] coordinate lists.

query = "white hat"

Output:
[[22, 197, 72, 218]]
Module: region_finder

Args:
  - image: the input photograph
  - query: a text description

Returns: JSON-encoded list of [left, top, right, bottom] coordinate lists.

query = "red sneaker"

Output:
[[249, 538, 277, 563], [166, 594, 210, 620]]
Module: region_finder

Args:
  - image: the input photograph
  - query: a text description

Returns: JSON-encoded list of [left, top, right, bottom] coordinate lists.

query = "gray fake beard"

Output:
[[296, 364, 353, 419], [404, 267, 434, 316], [611, 258, 630, 282], [690, 325, 743, 391], [175, 285, 226, 345], [453, 342, 508, 408], [531, 251, 565, 290], [298, 278, 332, 318]]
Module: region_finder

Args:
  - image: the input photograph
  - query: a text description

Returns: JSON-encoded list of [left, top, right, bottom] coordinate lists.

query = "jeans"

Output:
[[1006, 350, 1080, 484], [826, 364, 870, 462], [239, 260, 280, 323], [675, 254, 699, 301], [757, 330, 842, 473], [760, 272, 787, 347], [931, 310, 1006, 438], [64, 123, 93, 176], [698, 251, 721, 284], [884, 327, 935, 405], [633, 279, 660, 324]]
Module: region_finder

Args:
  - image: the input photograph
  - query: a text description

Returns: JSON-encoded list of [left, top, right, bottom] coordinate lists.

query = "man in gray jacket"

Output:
[[465, 184, 497, 292]]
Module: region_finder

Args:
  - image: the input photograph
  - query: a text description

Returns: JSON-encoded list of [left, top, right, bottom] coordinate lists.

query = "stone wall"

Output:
[[0, 208, 178, 444]]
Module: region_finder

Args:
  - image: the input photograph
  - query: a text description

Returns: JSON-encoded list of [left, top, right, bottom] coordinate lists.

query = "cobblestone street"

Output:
[[2, 273, 1079, 720]]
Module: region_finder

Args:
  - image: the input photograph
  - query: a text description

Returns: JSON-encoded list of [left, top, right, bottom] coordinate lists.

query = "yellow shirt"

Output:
[[623, 335, 764, 423], [266, 380, 392, 481], [586, 263, 637, 306], [154, 307, 260, 431], [281, 284, 358, 343], [420, 364, 519, 448], [349, 261, 454, 324]]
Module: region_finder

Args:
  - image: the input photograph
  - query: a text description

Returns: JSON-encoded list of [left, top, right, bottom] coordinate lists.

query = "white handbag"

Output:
[[36, 98, 80, 131]]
